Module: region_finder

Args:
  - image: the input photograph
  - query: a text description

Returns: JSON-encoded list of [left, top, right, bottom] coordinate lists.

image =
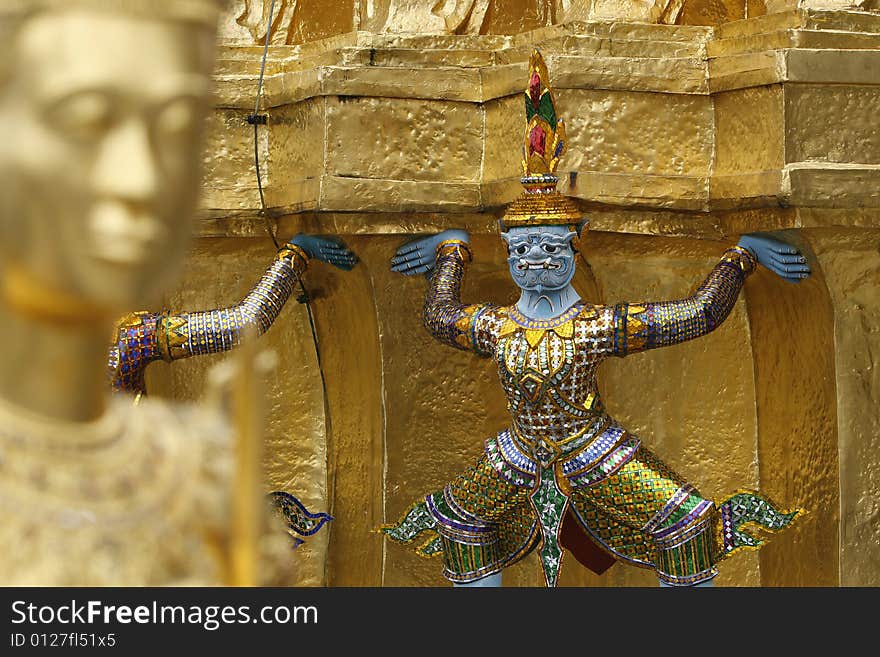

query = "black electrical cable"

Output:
[[252, 0, 279, 250], [249, 0, 328, 386]]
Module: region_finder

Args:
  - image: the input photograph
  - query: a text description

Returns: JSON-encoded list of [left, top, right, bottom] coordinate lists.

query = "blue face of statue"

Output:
[[501, 225, 578, 293]]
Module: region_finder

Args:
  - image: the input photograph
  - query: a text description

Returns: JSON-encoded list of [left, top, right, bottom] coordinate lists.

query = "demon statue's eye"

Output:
[[542, 244, 559, 254], [515, 245, 528, 255]]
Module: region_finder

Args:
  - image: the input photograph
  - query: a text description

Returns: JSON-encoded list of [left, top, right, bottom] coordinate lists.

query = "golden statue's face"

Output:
[[0, 9, 215, 310]]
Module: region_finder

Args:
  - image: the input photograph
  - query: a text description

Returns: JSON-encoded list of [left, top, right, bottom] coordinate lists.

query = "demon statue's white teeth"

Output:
[[515, 259, 562, 271]]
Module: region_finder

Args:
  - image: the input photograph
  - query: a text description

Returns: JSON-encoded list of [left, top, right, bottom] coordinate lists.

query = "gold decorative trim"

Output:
[[726, 245, 758, 275], [114, 311, 152, 332], [435, 239, 473, 263], [500, 304, 582, 349], [158, 315, 189, 362], [277, 243, 310, 266]]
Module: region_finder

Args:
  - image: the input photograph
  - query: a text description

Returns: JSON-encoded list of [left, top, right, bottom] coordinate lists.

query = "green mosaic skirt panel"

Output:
[[441, 453, 539, 582], [568, 446, 719, 584]]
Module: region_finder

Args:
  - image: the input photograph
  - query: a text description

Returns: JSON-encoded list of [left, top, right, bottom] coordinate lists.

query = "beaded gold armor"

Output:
[[0, 393, 303, 585], [384, 241, 801, 586], [0, 394, 232, 585]]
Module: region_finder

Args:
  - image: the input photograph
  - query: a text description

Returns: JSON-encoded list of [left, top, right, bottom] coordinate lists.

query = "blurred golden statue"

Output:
[[0, 0, 284, 586]]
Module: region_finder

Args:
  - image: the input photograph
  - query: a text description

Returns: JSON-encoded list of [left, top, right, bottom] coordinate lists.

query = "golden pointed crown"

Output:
[[0, 0, 227, 26], [500, 49, 583, 231]]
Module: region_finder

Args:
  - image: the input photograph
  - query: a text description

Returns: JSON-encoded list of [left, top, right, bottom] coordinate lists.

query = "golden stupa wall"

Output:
[[145, 1, 879, 586]]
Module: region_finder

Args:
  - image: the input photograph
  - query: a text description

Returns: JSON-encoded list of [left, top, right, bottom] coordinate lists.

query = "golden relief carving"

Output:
[[235, 0, 295, 43], [221, 0, 686, 45]]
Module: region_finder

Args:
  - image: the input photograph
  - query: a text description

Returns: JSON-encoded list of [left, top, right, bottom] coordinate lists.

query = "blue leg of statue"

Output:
[[453, 572, 502, 587]]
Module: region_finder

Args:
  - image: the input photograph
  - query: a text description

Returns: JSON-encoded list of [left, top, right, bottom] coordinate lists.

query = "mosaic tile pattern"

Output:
[[530, 467, 568, 587], [386, 244, 799, 585], [109, 247, 308, 395], [269, 491, 334, 549]]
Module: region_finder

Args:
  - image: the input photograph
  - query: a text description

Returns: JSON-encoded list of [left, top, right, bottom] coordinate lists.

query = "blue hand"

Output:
[[737, 233, 811, 283], [390, 229, 469, 276], [288, 234, 357, 271]]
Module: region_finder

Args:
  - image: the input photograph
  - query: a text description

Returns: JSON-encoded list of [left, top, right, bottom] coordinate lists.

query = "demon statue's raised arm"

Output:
[[108, 234, 353, 548], [109, 235, 356, 395]]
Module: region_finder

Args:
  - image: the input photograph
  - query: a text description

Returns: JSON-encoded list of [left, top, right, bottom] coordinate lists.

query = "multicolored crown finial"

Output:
[[501, 49, 583, 231], [522, 49, 567, 181]]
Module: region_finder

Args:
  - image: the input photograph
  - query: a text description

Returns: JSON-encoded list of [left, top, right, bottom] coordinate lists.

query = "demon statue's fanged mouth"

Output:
[[503, 228, 577, 293]]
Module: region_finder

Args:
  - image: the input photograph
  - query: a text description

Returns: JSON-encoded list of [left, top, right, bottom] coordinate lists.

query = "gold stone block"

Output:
[[325, 97, 483, 182], [558, 89, 713, 176], [712, 85, 786, 208], [786, 85, 880, 164], [715, 86, 785, 175]]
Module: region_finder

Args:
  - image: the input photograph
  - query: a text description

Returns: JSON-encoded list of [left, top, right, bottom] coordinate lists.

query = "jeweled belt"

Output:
[[511, 414, 609, 468]]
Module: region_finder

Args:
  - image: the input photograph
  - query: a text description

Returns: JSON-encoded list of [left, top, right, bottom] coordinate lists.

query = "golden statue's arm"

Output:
[[108, 244, 309, 394]]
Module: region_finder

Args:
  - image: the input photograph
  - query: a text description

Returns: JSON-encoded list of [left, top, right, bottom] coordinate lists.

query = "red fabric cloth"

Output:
[[559, 508, 616, 575]]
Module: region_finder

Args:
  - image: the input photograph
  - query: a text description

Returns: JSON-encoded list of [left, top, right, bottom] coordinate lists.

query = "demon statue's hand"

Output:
[[390, 229, 469, 276], [737, 233, 811, 283], [288, 234, 358, 271]]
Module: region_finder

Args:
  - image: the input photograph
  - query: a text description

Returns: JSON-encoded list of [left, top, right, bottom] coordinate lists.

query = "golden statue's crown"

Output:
[[500, 49, 583, 231], [0, 0, 227, 26]]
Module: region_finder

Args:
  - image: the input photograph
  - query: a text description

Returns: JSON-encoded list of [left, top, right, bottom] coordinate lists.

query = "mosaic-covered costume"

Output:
[[383, 50, 801, 587], [385, 240, 799, 586], [108, 242, 331, 546]]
